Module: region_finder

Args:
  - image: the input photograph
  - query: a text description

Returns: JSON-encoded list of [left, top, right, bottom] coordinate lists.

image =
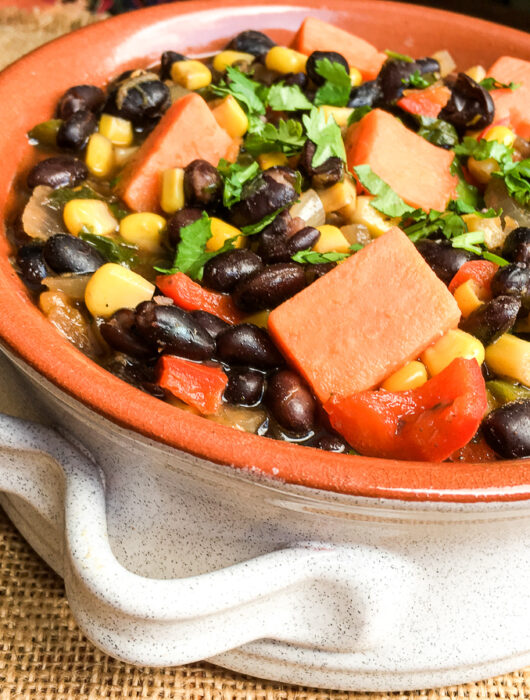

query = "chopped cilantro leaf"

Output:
[[266, 83, 312, 111], [385, 49, 414, 63], [416, 116, 458, 148], [404, 70, 434, 89], [495, 158, 530, 208], [313, 58, 351, 107], [155, 212, 219, 280], [479, 77, 520, 91], [302, 108, 346, 167], [217, 159, 260, 208], [353, 165, 414, 217], [454, 137, 514, 167], [241, 207, 287, 235], [450, 230, 484, 254], [211, 66, 265, 115], [45, 185, 103, 211], [291, 249, 350, 264], [79, 232, 138, 268], [244, 118, 305, 156], [482, 251, 510, 266], [347, 105, 371, 126]]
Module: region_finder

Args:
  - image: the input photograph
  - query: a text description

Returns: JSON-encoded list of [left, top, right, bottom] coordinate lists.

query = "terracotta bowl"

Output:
[[0, 0, 529, 503]]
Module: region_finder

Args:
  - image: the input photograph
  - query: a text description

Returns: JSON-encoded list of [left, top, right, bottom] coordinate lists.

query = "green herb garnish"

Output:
[[155, 212, 212, 279], [241, 207, 286, 235], [313, 58, 351, 108], [45, 185, 104, 211], [353, 165, 414, 217], [385, 49, 414, 63], [404, 70, 435, 89], [482, 251, 510, 267], [211, 66, 266, 115], [266, 83, 313, 111], [291, 250, 350, 264], [347, 105, 371, 126], [217, 159, 260, 208], [496, 158, 530, 208], [302, 108, 346, 167], [79, 231, 139, 268], [479, 77, 520, 91], [244, 118, 305, 156], [416, 116, 458, 148]]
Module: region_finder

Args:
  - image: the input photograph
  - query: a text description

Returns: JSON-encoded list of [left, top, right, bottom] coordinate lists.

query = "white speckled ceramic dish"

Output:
[[0, 1, 529, 691]]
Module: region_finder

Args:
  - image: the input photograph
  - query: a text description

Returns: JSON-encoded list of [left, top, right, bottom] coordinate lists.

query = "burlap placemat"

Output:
[[1, 506, 529, 699]]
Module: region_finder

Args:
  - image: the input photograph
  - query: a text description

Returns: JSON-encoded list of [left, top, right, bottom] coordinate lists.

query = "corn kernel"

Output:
[[257, 151, 288, 170], [421, 329, 485, 376], [484, 125, 517, 148], [98, 113, 133, 146], [465, 65, 486, 83], [350, 67, 362, 87], [207, 218, 245, 252], [213, 50, 255, 73], [453, 279, 486, 318], [243, 310, 270, 328], [265, 46, 307, 74], [314, 225, 350, 254], [84, 263, 155, 319], [485, 334, 530, 386], [119, 212, 166, 253], [63, 199, 118, 237], [85, 133, 114, 178], [462, 213, 504, 250], [318, 105, 353, 131], [467, 156, 499, 185], [160, 168, 185, 214], [317, 179, 356, 214], [211, 95, 249, 138], [351, 196, 396, 237], [381, 361, 428, 392], [171, 60, 212, 90]]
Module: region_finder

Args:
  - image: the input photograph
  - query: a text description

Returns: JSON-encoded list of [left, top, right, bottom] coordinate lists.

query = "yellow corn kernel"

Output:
[[467, 156, 499, 185], [421, 329, 485, 376], [211, 95, 249, 139], [318, 105, 353, 131], [207, 218, 245, 252], [265, 46, 307, 74], [63, 199, 117, 237], [85, 133, 114, 178], [453, 279, 485, 318], [98, 113, 133, 146], [462, 213, 504, 250], [317, 179, 356, 214], [119, 212, 166, 253], [160, 167, 185, 214], [465, 65, 486, 83], [314, 225, 350, 254], [350, 67, 362, 87], [484, 125, 516, 148], [485, 334, 530, 387], [351, 196, 396, 237], [84, 263, 155, 319], [244, 310, 270, 328], [113, 145, 138, 168], [257, 151, 288, 169], [213, 50, 255, 73], [381, 361, 428, 392], [171, 60, 212, 90]]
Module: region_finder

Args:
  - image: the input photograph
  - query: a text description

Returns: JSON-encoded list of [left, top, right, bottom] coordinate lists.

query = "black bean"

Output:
[[314, 433, 349, 453], [230, 167, 298, 227], [167, 207, 203, 247], [306, 51, 349, 86], [256, 228, 290, 263], [232, 263, 306, 312], [223, 368, 265, 405], [482, 400, 530, 458], [415, 239, 475, 285], [100, 308, 154, 359], [56, 110, 97, 150], [281, 72, 307, 89], [459, 295, 521, 345], [188, 311, 228, 341], [106, 72, 170, 126], [502, 227, 530, 265], [135, 301, 215, 360], [491, 263, 530, 309], [286, 226, 320, 256], [377, 59, 420, 104], [43, 234, 105, 274], [310, 262, 337, 280], [16, 244, 47, 291], [348, 79, 382, 108], [439, 73, 494, 131], [266, 369, 315, 434], [57, 85, 105, 120], [415, 57, 440, 74], [299, 140, 344, 189], [160, 50, 187, 80], [203, 249, 263, 292], [226, 30, 275, 58], [183, 160, 222, 207], [27, 156, 88, 189], [216, 324, 283, 368]]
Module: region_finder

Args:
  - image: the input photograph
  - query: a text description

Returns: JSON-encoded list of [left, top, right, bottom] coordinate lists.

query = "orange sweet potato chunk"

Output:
[[292, 17, 386, 81], [345, 108, 458, 212], [487, 56, 530, 140], [268, 227, 461, 403], [118, 93, 234, 212]]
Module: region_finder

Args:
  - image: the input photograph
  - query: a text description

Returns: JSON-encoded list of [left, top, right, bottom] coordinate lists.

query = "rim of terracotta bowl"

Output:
[[0, 0, 529, 503]]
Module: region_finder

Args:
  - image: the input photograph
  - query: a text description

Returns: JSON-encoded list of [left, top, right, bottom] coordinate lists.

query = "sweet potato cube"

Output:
[[486, 56, 530, 140], [345, 109, 458, 212], [268, 227, 461, 402]]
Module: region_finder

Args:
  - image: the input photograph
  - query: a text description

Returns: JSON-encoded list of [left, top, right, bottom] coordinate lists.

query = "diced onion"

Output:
[[340, 223, 372, 247], [21, 185, 67, 240], [43, 274, 92, 301], [290, 189, 326, 227], [485, 178, 530, 228]]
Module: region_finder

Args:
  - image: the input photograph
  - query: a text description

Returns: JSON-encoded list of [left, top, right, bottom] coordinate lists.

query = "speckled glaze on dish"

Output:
[[0, 1, 529, 691]]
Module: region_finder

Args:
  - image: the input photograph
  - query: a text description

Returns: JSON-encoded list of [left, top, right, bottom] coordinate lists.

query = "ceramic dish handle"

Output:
[[0, 413, 413, 666]]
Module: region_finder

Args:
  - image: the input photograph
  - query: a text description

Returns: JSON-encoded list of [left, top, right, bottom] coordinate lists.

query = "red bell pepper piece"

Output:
[[158, 355, 228, 415], [156, 272, 244, 325], [324, 358, 488, 462], [448, 260, 499, 295], [448, 434, 498, 462], [397, 84, 451, 118]]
